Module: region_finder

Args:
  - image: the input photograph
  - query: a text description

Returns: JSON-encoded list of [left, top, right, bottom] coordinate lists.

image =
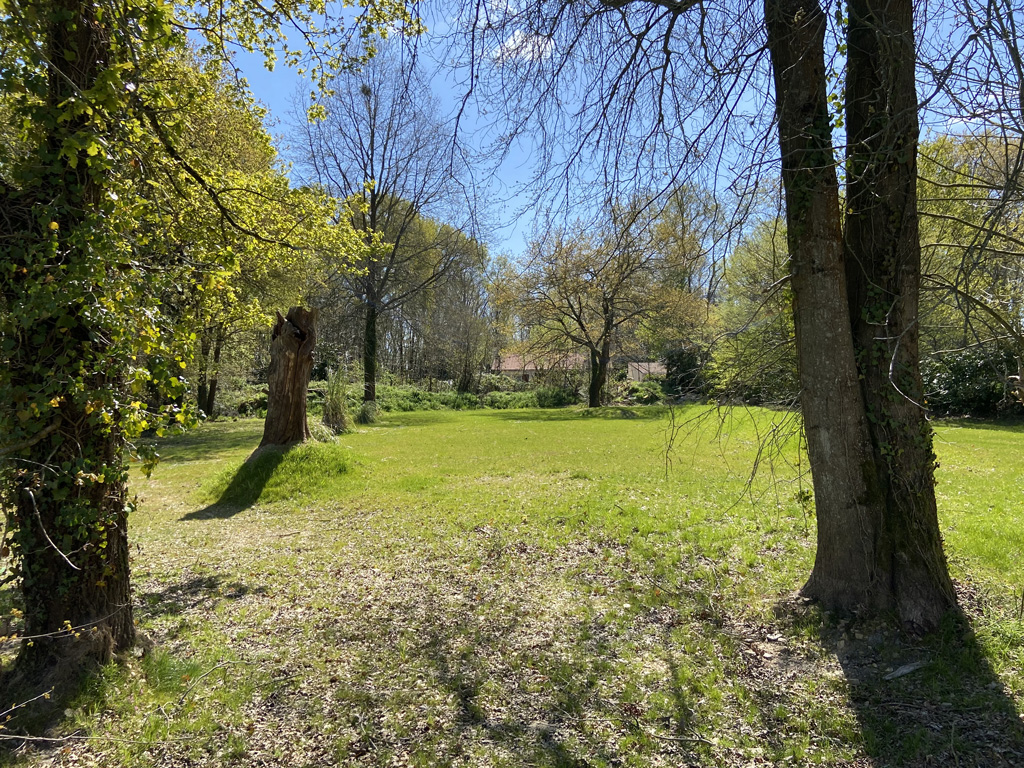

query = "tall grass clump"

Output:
[[355, 400, 379, 424], [322, 368, 352, 434]]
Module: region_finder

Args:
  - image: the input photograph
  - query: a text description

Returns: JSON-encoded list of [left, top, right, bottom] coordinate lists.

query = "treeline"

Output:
[[205, 131, 1024, 421]]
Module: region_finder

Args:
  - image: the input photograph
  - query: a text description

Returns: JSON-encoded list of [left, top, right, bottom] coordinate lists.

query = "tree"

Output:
[[450, 0, 1022, 628], [296, 46, 477, 403], [261, 307, 318, 447], [764, 0, 956, 628], [398, 233, 492, 391], [712, 219, 797, 404], [636, 186, 720, 377], [521, 208, 662, 407], [917, 133, 1024, 411], [0, 0, 410, 675]]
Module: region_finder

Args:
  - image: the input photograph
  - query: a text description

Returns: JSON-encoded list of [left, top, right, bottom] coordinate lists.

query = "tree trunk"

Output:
[[197, 329, 212, 416], [15, 408, 135, 671], [842, 0, 957, 629], [765, 0, 887, 611], [363, 302, 379, 403], [260, 307, 317, 447], [6, 0, 135, 672], [588, 340, 610, 408], [765, 0, 957, 630], [203, 329, 224, 418]]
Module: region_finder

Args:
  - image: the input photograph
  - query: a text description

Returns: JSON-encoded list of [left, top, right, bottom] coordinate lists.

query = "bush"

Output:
[[355, 401, 379, 424], [308, 421, 338, 442], [322, 368, 352, 434], [664, 346, 712, 397], [922, 346, 1023, 418], [622, 378, 665, 405], [235, 387, 268, 417], [482, 390, 539, 409], [535, 386, 578, 408], [478, 373, 525, 393]]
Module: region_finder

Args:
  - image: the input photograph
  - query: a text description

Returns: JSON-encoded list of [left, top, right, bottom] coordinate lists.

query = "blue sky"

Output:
[[231, 43, 539, 260]]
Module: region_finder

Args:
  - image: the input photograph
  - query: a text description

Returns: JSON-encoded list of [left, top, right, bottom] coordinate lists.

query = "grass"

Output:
[[2, 406, 1023, 766]]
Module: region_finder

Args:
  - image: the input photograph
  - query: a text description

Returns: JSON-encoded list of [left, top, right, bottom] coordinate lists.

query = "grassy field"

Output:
[[2, 406, 1024, 766]]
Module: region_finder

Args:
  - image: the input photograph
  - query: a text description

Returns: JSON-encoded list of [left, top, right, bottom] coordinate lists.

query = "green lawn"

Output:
[[3, 406, 1023, 766]]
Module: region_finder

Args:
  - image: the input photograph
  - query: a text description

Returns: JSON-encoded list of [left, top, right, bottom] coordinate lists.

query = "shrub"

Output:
[[369, 385, 482, 413], [535, 386, 578, 408], [664, 346, 712, 397], [355, 401, 379, 424], [623, 378, 665, 405], [308, 421, 338, 442], [322, 368, 352, 434], [478, 373, 525, 393], [482, 390, 539, 409], [235, 388, 268, 417], [922, 346, 1023, 418]]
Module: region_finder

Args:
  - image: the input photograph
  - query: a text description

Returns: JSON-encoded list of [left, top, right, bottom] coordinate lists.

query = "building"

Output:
[[492, 352, 587, 383], [627, 361, 667, 382]]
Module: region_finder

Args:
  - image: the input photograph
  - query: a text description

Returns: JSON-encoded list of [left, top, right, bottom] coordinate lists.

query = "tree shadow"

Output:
[[476, 405, 671, 423], [137, 573, 268, 619], [180, 446, 285, 520], [932, 417, 1024, 434], [390, 591, 624, 767], [771, 599, 1024, 766], [145, 420, 261, 464]]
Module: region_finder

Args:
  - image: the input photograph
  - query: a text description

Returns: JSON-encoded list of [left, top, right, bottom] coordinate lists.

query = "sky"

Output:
[[231, 38, 540, 260]]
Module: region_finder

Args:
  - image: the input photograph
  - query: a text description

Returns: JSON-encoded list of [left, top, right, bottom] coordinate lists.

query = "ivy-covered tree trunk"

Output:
[[1, 0, 138, 671], [260, 307, 318, 447], [765, 0, 957, 630], [13, 411, 135, 670], [841, 0, 957, 629]]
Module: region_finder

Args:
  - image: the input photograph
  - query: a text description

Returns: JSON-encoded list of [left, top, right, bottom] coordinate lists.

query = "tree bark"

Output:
[[204, 329, 224, 417], [765, 0, 887, 611], [15, 410, 135, 671], [765, 0, 957, 630], [363, 302, 379, 403], [843, 0, 957, 629], [588, 339, 611, 408], [8, 0, 135, 671], [197, 329, 212, 416], [260, 307, 317, 447]]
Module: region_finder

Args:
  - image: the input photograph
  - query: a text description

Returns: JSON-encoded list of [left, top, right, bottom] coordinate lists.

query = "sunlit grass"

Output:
[[3, 406, 1022, 767]]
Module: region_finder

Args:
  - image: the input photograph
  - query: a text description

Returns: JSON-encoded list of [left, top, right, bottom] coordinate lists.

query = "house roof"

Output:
[[493, 352, 587, 372]]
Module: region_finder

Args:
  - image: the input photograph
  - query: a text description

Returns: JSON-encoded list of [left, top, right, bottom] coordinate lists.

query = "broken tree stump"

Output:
[[260, 306, 318, 447]]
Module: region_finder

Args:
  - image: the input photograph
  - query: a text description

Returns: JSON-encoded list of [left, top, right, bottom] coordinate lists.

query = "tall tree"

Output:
[[450, 0, 1019, 628], [765, 0, 956, 628], [0, 0, 411, 675], [296, 46, 477, 403]]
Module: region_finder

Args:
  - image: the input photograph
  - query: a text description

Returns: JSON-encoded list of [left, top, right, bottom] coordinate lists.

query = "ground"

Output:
[[2, 407, 1023, 766]]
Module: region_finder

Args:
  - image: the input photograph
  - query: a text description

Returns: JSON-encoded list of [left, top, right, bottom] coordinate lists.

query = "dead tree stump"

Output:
[[260, 307, 318, 447]]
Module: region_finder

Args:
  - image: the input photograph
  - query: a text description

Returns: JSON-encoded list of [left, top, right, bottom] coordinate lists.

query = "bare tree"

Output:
[[296, 45, 478, 402]]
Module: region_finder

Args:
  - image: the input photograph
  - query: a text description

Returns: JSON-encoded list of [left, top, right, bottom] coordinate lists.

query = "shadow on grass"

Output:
[[147, 419, 262, 464], [933, 417, 1024, 434], [138, 573, 268, 619], [839, 617, 1024, 766], [350, 589, 625, 767], [768, 600, 1024, 766], [181, 446, 285, 520]]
